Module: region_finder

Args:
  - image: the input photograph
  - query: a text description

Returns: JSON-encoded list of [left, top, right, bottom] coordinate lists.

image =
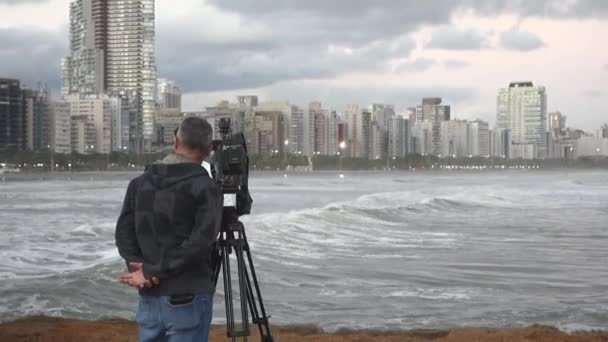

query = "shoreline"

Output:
[[1, 317, 607, 342]]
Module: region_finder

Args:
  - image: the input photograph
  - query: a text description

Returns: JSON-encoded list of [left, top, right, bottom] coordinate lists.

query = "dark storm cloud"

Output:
[[170, 0, 608, 93], [157, 25, 417, 91], [425, 27, 489, 50], [4, 0, 608, 96], [477, 0, 608, 18], [0, 27, 64, 92], [499, 29, 546, 51], [208, 0, 608, 21], [444, 59, 471, 69]]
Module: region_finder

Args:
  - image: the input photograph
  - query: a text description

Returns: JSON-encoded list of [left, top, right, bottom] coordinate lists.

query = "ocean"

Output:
[[1, 170, 607, 331]]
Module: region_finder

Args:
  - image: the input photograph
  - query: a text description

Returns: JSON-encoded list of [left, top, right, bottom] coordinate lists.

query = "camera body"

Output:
[[211, 118, 252, 215]]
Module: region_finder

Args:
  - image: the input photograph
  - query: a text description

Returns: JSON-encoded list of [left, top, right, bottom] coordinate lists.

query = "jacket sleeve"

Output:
[[115, 180, 143, 263], [142, 182, 223, 280]]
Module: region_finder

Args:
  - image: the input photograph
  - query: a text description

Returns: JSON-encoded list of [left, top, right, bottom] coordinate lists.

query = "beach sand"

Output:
[[1, 317, 607, 342]]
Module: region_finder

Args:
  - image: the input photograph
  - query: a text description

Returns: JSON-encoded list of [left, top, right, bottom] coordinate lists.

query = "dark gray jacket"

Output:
[[115, 154, 222, 296]]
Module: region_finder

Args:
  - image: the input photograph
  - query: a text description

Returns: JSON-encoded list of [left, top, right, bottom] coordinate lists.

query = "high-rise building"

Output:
[[373, 106, 394, 131], [441, 120, 470, 158], [288, 105, 305, 154], [313, 109, 329, 155], [369, 122, 384, 160], [250, 102, 289, 155], [416, 98, 450, 155], [62, 0, 106, 96], [0, 78, 25, 152], [491, 128, 512, 158], [23, 89, 51, 151], [63, 0, 157, 149], [497, 82, 547, 159], [154, 79, 182, 146], [251, 111, 286, 155], [548, 111, 566, 139], [71, 114, 96, 155], [107, 0, 156, 144], [49, 101, 72, 154], [342, 104, 355, 157], [307, 101, 323, 156], [346, 107, 371, 159], [237, 95, 259, 108], [65, 94, 117, 154], [469, 120, 490, 157], [327, 110, 339, 156], [388, 116, 410, 158], [157, 79, 181, 112], [411, 121, 432, 155]]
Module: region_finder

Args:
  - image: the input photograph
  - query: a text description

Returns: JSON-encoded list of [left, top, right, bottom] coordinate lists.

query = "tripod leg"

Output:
[[234, 234, 251, 339], [241, 229, 274, 342], [221, 239, 237, 342], [216, 221, 274, 342]]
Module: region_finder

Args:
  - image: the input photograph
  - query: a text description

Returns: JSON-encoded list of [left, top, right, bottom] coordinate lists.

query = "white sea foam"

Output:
[[2, 171, 608, 330]]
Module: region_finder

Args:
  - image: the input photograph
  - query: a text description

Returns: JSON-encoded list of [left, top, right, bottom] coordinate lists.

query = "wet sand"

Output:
[[1, 317, 607, 342]]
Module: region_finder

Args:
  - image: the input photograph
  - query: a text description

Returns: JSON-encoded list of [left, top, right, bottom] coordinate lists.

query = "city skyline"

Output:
[[0, 0, 607, 131]]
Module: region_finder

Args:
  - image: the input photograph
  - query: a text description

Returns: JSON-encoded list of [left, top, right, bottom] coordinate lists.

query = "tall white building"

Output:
[[388, 116, 410, 158], [157, 79, 181, 112], [327, 110, 339, 156], [416, 98, 450, 155], [308, 101, 323, 155], [289, 105, 305, 154], [49, 101, 72, 154], [490, 128, 512, 158], [313, 109, 329, 155], [411, 121, 432, 155], [441, 120, 470, 158], [497, 82, 547, 159], [369, 122, 383, 160], [252, 102, 290, 155], [469, 120, 490, 157], [346, 107, 371, 159], [65, 94, 120, 154], [63, 0, 157, 149], [154, 79, 183, 145], [62, 0, 106, 96]]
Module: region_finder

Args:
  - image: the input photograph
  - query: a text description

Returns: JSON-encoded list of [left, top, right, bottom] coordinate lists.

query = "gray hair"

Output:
[[177, 117, 213, 150]]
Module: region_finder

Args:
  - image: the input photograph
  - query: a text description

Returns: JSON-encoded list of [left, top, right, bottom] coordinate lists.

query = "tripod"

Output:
[[213, 209, 274, 342]]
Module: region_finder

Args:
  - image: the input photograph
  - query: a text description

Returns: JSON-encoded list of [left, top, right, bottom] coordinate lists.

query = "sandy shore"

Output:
[[0, 317, 607, 342]]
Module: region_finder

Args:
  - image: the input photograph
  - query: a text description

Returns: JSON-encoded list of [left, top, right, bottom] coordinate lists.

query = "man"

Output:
[[115, 117, 223, 342]]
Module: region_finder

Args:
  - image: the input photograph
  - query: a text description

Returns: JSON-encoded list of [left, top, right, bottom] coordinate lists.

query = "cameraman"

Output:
[[115, 117, 222, 342]]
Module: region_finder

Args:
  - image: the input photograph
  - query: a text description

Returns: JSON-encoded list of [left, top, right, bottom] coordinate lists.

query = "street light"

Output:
[[47, 144, 54, 172], [283, 139, 289, 166], [338, 141, 346, 171]]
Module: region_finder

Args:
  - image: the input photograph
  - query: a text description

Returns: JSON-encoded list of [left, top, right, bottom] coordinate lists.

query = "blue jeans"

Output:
[[135, 293, 213, 342]]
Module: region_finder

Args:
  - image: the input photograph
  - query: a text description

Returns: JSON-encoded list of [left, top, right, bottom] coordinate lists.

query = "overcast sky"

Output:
[[0, 0, 607, 129]]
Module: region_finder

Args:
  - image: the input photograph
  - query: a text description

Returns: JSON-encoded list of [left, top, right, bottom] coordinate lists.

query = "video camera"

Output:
[[210, 117, 252, 216], [210, 118, 273, 342]]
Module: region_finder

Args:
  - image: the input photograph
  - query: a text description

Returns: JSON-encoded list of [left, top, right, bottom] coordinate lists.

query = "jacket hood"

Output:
[[144, 154, 208, 189]]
